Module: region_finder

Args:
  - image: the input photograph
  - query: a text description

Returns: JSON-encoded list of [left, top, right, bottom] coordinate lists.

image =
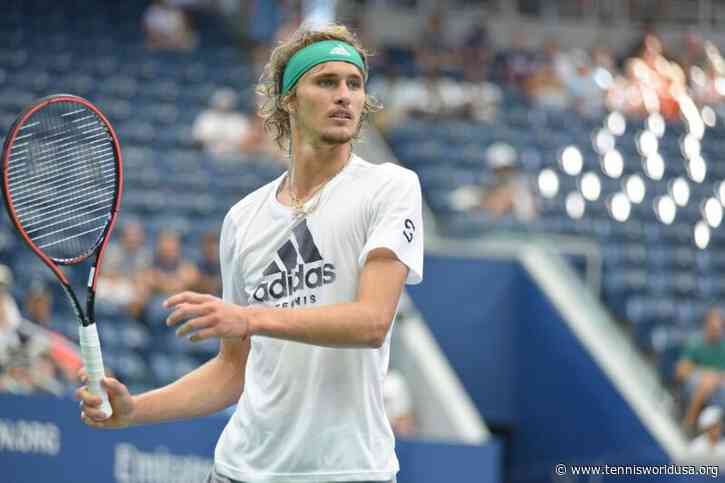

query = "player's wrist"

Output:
[[122, 395, 140, 427], [245, 305, 267, 337]]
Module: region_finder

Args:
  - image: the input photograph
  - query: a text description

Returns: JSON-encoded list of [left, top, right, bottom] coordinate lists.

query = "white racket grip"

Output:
[[79, 324, 113, 419]]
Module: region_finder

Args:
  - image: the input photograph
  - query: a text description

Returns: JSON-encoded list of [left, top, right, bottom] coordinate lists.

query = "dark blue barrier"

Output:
[[407, 255, 714, 483], [407, 256, 521, 426], [0, 394, 501, 483]]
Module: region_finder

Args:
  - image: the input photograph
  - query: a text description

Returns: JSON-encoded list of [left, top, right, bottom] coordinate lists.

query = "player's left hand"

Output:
[[164, 291, 251, 342]]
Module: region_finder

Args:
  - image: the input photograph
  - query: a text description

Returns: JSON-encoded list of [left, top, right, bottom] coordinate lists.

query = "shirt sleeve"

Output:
[[683, 337, 703, 364], [358, 168, 424, 285], [220, 211, 248, 306]]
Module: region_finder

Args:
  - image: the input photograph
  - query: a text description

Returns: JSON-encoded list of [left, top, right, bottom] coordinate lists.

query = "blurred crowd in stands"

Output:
[[0, 220, 222, 395], [367, 13, 725, 127], [0, 265, 83, 396]]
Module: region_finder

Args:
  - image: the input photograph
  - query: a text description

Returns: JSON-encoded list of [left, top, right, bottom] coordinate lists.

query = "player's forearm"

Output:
[[249, 302, 391, 348], [129, 353, 243, 425]]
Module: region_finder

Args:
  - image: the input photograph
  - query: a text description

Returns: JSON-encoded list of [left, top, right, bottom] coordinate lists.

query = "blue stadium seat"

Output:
[[105, 350, 150, 385], [149, 352, 197, 385]]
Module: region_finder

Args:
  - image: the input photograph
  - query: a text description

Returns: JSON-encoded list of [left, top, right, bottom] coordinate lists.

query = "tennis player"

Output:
[[77, 23, 423, 483]]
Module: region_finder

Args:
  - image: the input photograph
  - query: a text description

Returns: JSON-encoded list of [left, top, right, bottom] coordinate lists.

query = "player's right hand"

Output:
[[75, 368, 135, 429]]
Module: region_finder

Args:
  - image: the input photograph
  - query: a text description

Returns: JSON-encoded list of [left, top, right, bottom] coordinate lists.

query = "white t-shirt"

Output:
[[214, 154, 424, 482]]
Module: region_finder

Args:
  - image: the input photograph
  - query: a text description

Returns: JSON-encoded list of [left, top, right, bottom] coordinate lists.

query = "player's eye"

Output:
[[348, 79, 362, 89], [319, 79, 336, 87]]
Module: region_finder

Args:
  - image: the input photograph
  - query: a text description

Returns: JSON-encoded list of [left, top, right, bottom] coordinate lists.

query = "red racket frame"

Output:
[[1, 94, 124, 291]]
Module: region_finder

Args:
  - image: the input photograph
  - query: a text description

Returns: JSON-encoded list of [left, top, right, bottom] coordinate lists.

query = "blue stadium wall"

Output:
[[0, 393, 500, 483], [407, 255, 715, 483]]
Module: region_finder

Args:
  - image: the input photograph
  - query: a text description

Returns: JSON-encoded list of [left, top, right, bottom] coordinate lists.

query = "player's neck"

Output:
[[289, 140, 351, 194]]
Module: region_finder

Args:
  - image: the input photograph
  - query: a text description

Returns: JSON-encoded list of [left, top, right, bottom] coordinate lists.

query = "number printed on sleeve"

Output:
[[403, 219, 415, 243]]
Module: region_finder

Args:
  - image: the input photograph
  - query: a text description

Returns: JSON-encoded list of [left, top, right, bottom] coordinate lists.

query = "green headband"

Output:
[[281, 40, 366, 95]]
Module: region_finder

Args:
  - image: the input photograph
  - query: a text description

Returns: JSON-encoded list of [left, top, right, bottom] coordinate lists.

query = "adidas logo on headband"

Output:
[[329, 43, 352, 56]]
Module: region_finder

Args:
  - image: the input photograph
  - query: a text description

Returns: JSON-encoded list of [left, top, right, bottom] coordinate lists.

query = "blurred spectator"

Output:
[[610, 33, 685, 119], [144, 230, 199, 327], [0, 320, 81, 396], [676, 307, 725, 430], [678, 32, 708, 77], [24, 284, 53, 328], [239, 115, 287, 164], [143, 0, 198, 51], [450, 142, 537, 222], [689, 405, 725, 458], [368, 67, 428, 130], [0, 265, 21, 369], [148, 230, 199, 297], [461, 14, 491, 69], [457, 62, 501, 122], [690, 41, 725, 108], [0, 354, 34, 394], [194, 231, 221, 297], [192, 88, 252, 159], [526, 62, 569, 110], [492, 31, 543, 89], [97, 220, 153, 319], [554, 49, 608, 118], [383, 369, 416, 437], [526, 40, 570, 110], [22, 285, 82, 389], [415, 10, 460, 74]]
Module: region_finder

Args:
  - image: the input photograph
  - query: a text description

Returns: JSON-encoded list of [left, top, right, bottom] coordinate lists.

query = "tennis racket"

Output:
[[1, 94, 123, 418]]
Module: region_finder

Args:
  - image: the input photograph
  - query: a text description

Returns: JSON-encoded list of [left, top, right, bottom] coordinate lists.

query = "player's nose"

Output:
[[333, 84, 351, 105]]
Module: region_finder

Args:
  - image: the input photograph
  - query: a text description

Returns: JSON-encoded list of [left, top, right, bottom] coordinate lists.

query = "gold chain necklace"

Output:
[[287, 151, 351, 216]]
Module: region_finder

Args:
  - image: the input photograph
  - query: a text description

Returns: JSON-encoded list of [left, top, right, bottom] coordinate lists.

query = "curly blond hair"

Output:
[[256, 24, 382, 150]]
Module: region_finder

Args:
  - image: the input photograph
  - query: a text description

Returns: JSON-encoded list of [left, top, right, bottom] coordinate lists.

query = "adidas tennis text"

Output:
[[253, 262, 336, 303]]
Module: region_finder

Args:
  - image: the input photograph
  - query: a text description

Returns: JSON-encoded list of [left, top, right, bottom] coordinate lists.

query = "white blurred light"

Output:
[[593, 128, 615, 154], [624, 174, 646, 204], [655, 196, 677, 225], [679, 94, 706, 139], [691, 66, 707, 87], [687, 155, 707, 183], [689, 117, 706, 139], [606, 111, 626, 136], [646, 113, 666, 137], [561, 146, 583, 176], [641, 87, 660, 113], [637, 130, 659, 156], [538, 169, 560, 198], [716, 77, 725, 96], [702, 106, 717, 127], [594, 67, 613, 90], [680, 92, 699, 118], [695, 220, 711, 250], [681, 134, 701, 159], [718, 180, 725, 206], [580, 171, 601, 201], [669, 177, 690, 207], [643, 153, 665, 180], [601, 150, 624, 178], [703, 197, 723, 228], [609, 192, 631, 222], [566, 192, 586, 219]]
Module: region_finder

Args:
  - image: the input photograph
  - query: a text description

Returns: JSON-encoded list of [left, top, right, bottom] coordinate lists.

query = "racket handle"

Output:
[[79, 324, 113, 419]]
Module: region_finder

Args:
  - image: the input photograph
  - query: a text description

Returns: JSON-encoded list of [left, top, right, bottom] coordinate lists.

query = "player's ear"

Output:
[[282, 92, 297, 115], [286, 99, 296, 115]]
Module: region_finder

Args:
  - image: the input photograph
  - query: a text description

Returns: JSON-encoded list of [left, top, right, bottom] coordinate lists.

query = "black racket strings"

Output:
[[6, 102, 117, 262]]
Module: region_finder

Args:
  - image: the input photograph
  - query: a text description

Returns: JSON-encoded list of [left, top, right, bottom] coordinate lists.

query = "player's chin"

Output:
[[319, 128, 354, 145]]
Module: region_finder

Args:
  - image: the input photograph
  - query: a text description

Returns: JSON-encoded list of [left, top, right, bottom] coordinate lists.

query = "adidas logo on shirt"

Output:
[[252, 220, 336, 307], [329, 43, 352, 57]]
